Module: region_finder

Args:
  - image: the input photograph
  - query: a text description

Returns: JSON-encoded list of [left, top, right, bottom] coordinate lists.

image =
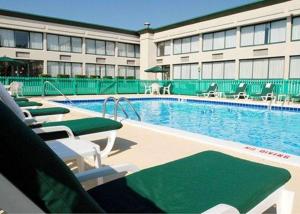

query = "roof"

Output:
[[0, 8, 139, 36], [0, 0, 290, 35], [138, 0, 290, 33]]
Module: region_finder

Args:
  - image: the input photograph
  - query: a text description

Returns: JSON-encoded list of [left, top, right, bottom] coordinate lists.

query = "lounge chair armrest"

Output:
[[32, 125, 75, 138], [75, 164, 139, 183], [24, 118, 37, 126], [202, 204, 239, 214], [22, 109, 32, 118]]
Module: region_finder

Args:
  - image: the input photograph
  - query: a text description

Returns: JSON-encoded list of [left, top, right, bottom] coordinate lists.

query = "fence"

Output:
[[1, 76, 300, 96]]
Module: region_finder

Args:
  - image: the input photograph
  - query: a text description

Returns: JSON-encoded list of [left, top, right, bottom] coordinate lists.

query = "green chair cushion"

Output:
[[14, 97, 29, 102], [28, 107, 70, 117], [42, 117, 123, 136], [0, 101, 104, 213], [16, 101, 43, 107], [88, 151, 291, 213]]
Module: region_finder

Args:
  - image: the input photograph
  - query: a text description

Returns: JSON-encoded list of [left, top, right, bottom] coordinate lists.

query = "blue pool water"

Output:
[[59, 98, 300, 156]]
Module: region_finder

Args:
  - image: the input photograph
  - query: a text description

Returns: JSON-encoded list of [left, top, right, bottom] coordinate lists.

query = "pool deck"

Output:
[[30, 94, 300, 213]]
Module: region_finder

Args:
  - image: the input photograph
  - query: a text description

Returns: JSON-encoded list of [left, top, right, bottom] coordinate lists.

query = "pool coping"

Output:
[[46, 96, 300, 168]]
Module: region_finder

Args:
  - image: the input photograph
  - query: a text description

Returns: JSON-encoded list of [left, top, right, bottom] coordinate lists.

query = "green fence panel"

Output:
[[76, 78, 99, 95], [1, 76, 300, 97]]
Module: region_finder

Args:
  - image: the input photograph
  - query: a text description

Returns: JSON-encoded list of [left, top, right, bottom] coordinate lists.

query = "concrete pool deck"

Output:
[[30, 94, 300, 213]]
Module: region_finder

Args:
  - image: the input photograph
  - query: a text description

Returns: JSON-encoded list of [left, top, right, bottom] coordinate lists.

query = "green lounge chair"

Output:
[[0, 101, 294, 213], [13, 97, 29, 102], [196, 83, 218, 97], [250, 83, 276, 101], [291, 94, 300, 102], [16, 100, 43, 108], [225, 83, 248, 99]]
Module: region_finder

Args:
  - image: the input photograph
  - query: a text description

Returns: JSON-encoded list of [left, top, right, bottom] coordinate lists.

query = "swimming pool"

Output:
[[56, 98, 300, 157]]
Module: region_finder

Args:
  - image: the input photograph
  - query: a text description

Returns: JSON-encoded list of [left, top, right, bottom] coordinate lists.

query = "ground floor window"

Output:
[[239, 57, 284, 79], [117, 66, 140, 79], [173, 63, 198, 79], [289, 56, 300, 79], [0, 59, 43, 77], [201, 61, 235, 79], [47, 61, 82, 77], [86, 64, 115, 78]]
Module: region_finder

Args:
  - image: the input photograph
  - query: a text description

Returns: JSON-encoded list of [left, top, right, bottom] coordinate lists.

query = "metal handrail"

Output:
[[43, 81, 73, 104], [102, 96, 128, 118], [114, 97, 141, 121]]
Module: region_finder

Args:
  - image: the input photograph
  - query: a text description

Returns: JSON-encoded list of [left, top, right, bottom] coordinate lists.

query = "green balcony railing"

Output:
[[1, 76, 300, 97]]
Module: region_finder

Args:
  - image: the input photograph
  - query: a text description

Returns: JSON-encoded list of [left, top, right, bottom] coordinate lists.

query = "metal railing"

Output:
[[102, 96, 141, 121], [43, 81, 73, 104]]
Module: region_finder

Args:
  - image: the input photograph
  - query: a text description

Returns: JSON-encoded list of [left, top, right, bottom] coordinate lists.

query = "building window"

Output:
[[173, 35, 199, 54], [47, 34, 82, 53], [117, 66, 140, 79], [157, 40, 171, 56], [202, 29, 236, 51], [85, 38, 115, 56], [173, 63, 199, 79], [240, 19, 286, 47], [201, 61, 235, 79], [289, 56, 300, 78], [47, 61, 82, 77], [0, 28, 42, 49], [292, 17, 300, 41], [239, 57, 284, 79], [117, 42, 139, 58], [86, 64, 115, 77]]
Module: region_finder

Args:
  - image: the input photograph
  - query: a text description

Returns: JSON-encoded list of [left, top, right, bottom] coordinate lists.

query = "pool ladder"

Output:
[[102, 96, 141, 121], [42, 81, 73, 104]]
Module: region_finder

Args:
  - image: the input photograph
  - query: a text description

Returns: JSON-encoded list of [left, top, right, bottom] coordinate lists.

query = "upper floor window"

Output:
[[173, 35, 199, 55], [86, 39, 115, 56], [173, 63, 199, 79], [117, 42, 140, 58], [202, 61, 235, 79], [292, 17, 300, 41], [239, 57, 284, 79], [202, 29, 236, 51], [157, 40, 171, 56], [240, 19, 286, 47], [0, 28, 43, 49], [47, 34, 82, 53]]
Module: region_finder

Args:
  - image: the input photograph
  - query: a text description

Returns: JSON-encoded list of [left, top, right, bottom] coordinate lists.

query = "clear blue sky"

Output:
[[0, 0, 255, 30]]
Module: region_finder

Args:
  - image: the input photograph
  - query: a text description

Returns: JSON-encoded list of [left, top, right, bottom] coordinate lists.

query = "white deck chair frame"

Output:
[[144, 83, 152, 94], [1, 164, 294, 214], [163, 84, 171, 95]]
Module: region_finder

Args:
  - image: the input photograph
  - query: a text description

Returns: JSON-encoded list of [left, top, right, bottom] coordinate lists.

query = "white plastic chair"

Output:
[[151, 83, 161, 95], [144, 83, 152, 94], [163, 84, 171, 95]]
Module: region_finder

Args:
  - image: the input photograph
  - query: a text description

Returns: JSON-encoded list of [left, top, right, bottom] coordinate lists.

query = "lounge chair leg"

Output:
[[276, 189, 294, 214], [100, 130, 117, 158]]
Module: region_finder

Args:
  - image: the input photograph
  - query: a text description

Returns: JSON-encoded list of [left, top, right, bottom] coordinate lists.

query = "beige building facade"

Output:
[[1, 0, 300, 81]]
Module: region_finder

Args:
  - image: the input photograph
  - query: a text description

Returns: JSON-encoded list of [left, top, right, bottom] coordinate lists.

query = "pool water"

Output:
[[62, 99, 300, 156]]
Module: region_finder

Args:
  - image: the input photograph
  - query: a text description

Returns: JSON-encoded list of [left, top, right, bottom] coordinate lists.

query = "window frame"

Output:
[[172, 63, 199, 80], [201, 60, 236, 80], [47, 61, 82, 77], [47, 33, 82, 53], [239, 57, 285, 80], [173, 35, 199, 55], [117, 65, 140, 78], [291, 16, 300, 42], [157, 40, 171, 57], [202, 28, 236, 52], [240, 18, 287, 48], [289, 55, 300, 79], [117, 42, 140, 58], [0, 27, 43, 50]]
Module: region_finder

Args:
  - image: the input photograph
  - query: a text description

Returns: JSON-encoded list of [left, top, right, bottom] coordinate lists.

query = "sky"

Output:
[[0, 0, 255, 30]]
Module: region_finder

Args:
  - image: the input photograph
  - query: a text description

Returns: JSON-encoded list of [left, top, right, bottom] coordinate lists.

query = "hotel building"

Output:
[[0, 0, 300, 81]]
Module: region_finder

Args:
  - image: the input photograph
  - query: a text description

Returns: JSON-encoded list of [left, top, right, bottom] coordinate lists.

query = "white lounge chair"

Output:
[[0, 83, 122, 158]]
